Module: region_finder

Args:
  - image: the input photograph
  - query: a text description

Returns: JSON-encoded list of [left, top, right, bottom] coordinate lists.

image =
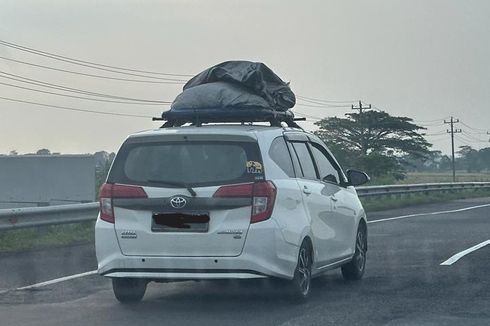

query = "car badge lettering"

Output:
[[170, 196, 187, 209], [121, 230, 137, 239]]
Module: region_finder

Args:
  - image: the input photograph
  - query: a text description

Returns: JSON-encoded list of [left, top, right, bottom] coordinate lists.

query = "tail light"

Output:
[[213, 181, 276, 223], [98, 183, 147, 223], [251, 181, 276, 223]]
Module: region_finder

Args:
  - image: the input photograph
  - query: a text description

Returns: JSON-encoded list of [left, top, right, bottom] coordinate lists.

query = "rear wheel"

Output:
[[112, 278, 147, 303], [289, 240, 313, 301], [341, 224, 367, 280]]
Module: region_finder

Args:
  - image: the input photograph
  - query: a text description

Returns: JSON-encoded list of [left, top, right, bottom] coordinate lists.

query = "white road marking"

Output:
[[368, 203, 490, 224], [15, 270, 97, 291], [3, 203, 489, 294], [440, 240, 490, 266]]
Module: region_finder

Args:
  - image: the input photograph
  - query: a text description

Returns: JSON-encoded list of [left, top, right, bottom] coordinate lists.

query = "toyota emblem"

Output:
[[170, 196, 187, 209]]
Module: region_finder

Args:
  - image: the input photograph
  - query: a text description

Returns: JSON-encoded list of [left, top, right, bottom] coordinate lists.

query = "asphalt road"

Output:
[[0, 197, 489, 326]]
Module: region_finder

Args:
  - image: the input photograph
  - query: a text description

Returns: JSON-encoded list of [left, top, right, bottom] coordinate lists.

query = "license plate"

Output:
[[151, 212, 209, 233]]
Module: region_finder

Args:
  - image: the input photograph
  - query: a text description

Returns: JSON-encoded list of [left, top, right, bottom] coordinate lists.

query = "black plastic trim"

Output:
[[113, 197, 252, 211]]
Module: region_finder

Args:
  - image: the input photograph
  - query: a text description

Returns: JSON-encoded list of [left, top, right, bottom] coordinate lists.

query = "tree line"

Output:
[[314, 110, 489, 183]]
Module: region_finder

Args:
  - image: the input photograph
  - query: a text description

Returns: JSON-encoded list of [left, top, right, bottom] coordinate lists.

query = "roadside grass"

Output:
[[361, 189, 490, 212], [0, 221, 94, 253]]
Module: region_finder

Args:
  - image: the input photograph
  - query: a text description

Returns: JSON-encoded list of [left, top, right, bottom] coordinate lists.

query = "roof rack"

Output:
[[153, 108, 305, 129]]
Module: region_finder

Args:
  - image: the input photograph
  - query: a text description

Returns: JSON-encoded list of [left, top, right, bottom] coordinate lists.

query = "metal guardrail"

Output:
[[0, 202, 98, 230], [0, 182, 489, 230], [356, 182, 490, 197]]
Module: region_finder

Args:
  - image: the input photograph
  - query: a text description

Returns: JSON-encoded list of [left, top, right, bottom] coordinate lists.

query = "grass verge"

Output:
[[0, 221, 94, 253], [361, 189, 490, 212]]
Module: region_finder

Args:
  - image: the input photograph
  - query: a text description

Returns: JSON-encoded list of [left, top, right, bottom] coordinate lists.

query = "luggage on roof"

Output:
[[160, 61, 299, 127]]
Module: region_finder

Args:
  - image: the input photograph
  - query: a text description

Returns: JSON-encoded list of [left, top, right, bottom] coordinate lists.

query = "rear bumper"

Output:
[[101, 269, 267, 280], [95, 217, 299, 280]]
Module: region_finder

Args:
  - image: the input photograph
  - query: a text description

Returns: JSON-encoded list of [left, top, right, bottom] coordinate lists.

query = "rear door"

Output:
[[107, 135, 264, 257]]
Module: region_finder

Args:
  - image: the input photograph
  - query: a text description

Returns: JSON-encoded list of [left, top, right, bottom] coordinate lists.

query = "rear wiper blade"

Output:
[[146, 179, 197, 197]]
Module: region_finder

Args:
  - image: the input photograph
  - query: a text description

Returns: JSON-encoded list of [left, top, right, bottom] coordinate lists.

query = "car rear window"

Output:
[[108, 140, 264, 187]]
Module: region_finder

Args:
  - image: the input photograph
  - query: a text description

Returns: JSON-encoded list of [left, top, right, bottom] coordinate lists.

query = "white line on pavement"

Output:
[[440, 240, 490, 266], [368, 203, 490, 224], [15, 270, 97, 291]]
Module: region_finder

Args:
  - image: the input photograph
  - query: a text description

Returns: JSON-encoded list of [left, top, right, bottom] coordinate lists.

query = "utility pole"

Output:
[[444, 117, 461, 182], [351, 101, 372, 114], [352, 101, 372, 155]]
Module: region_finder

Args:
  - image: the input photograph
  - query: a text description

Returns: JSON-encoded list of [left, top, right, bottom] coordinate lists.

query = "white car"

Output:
[[95, 125, 369, 302]]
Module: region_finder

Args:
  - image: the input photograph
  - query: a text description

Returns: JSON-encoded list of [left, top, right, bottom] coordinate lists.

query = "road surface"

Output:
[[1, 197, 489, 326]]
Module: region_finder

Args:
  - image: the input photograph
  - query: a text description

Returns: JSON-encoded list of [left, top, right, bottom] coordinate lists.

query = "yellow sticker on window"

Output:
[[246, 161, 263, 174]]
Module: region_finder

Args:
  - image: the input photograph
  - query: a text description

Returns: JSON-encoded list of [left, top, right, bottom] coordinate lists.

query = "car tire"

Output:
[[289, 240, 313, 301], [112, 278, 147, 303], [341, 223, 367, 281]]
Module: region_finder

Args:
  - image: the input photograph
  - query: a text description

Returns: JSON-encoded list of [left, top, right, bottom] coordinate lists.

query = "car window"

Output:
[[291, 142, 317, 179], [269, 137, 295, 177], [108, 141, 263, 187], [310, 143, 340, 184]]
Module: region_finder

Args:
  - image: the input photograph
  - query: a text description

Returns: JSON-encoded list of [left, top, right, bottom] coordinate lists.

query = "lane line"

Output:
[[368, 203, 490, 224], [15, 270, 97, 291], [4, 203, 489, 293], [440, 240, 490, 266]]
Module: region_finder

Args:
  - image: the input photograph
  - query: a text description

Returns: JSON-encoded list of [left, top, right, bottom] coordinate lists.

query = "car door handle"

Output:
[[303, 186, 311, 195]]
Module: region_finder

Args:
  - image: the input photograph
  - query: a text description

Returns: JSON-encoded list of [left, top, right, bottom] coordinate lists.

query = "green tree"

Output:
[[36, 148, 51, 155], [457, 145, 484, 172], [314, 110, 431, 180]]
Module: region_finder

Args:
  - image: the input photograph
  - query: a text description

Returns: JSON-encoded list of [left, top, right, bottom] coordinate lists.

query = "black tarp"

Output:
[[170, 61, 296, 113]]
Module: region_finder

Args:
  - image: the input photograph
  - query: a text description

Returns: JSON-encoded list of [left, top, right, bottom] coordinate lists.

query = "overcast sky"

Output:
[[1, 0, 489, 155]]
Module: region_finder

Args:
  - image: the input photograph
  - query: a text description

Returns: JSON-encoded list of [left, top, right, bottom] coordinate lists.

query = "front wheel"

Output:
[[289, 241, 313, 301], [112, 278, 147, 303], [341, 224, 367, 280]]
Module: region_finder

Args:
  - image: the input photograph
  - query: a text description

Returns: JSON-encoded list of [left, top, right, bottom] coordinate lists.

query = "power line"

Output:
[[0, 55, 186, 84], [0, 70, 172, 104], [0, 81, 166, 106], [0, 39, 194, 80], [296, 95, 357, 104], [454, 134, 488, 146], [424, 132, 448, 136], [417, 122, 445, 127], [461, 130, 489, 142], [425, 134, 451, 142], [414, 117, 450, 124], [292, 110, 322, 120], [460, 121, 488, 133], [0, 96, 154, 118], [295, 102, 352, 109]]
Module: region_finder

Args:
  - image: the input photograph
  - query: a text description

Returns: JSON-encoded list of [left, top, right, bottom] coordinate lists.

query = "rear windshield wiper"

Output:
[[146, 179, 197, 197]]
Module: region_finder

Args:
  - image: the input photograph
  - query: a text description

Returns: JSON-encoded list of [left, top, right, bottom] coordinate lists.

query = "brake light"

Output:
[[213, 181, 276, 224], [251, 181, 276, 223], [98, 183, 147, 223]]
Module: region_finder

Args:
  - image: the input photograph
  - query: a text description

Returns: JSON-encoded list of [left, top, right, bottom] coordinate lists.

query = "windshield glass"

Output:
[[108, 140, 263, 187]]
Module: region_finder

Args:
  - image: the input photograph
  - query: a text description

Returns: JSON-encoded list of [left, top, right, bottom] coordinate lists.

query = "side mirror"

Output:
[[322, 174, 338, 184], [346, 169, 370, 186]]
